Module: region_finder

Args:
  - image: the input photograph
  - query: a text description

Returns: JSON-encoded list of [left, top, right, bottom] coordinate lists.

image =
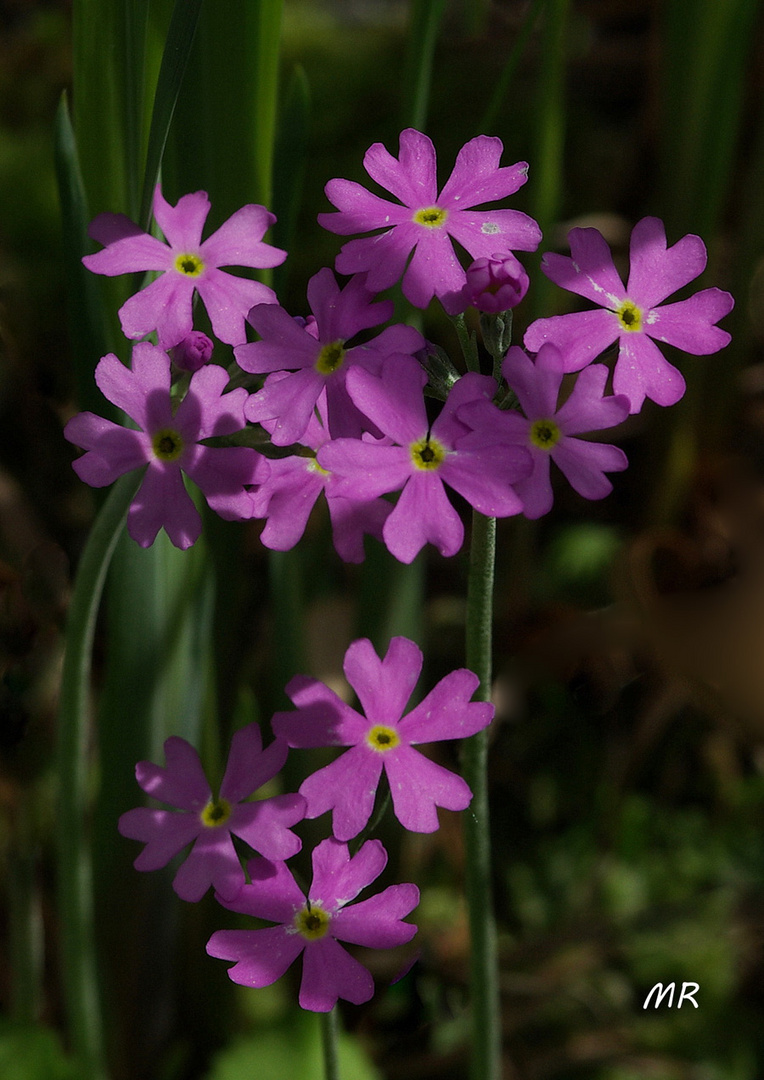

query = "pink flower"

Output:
[[238, 268, 424, 444], [207, 837, 419, 1012], [64, 343, 265, 549], [249, 381, 391, 563], [318, 128, 541, 314], [524, 217, 734, 412], [317, 356, 531, 563], [118, 725, 305, 903], [82, 184, 286, 348], [461, 344, 630, 519], [271, 636, 494, 840]]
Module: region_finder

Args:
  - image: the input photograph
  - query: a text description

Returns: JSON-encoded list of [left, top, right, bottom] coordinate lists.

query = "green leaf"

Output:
[[0, 1022, 79, 1080]]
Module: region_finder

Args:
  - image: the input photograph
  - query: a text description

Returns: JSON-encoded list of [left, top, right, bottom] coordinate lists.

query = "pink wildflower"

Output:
[[271, 636, 494, 840], [82, 184, 286, 348], [317, 356, 531, 563], [461, 344, 630, 519], [524, 217, 734, 412], [460, 252, 530, 312], [238, 268, 424, 444], [118, 725, 305, 903], [64, 342, 265, 549], [318, 128, 541, 314], [207, 837, 419, 1012]]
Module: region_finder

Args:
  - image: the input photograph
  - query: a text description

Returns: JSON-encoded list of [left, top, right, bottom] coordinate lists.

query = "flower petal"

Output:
[[523, 308, 620, 371], [65, 416, 149, 486], [272, 676, 369, 746], [229, 794, 305, 861], [310, 837, 387, 908], [383, 472, 463, 563], [207, 925, 304, 988], [118, 807, 201, 871], [342, 637, 422, 728], [127, 463, 202, 549], [332, 883, 419, 948], [552, 437, 628, 500], [216, 856, 305, 921], [540, 227, 626, 307], [300, 937, 373, 1010], [219, 724, 279, 802], [172, 827, 245, 902], [298, 745, 384, 842], [134, 735, 210, 808], [153, 185, 210, 250], [439, 136, 529, 207], [646, 289, 734, 354], [364, 128, 438, 208], [612, 332, 686, 412], [385, 746, 472, 832], [118, 273, 195, 348], [318, 181, 411, 234], [199, 203, 284, 268], [399, 669, 491, 743], [626, 216, 707, 307], [554, 363, 630, 435], [196, 269, 277, 347]]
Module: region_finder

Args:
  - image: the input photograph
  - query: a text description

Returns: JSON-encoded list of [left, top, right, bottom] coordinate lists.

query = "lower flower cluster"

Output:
[[118, 635, 491, 1010]]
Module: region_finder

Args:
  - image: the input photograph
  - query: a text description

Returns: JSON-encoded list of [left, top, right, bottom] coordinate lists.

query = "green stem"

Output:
[[462, 509, 501, 1080], [452, 313, 481, 373], [320, 1007, 341, 1080], [57, 471, 143, 1079]]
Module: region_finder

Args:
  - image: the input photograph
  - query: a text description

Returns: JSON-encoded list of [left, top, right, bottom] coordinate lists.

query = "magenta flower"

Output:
[[271, 636, 494, 840], [318, 128, 541, 314], [523, 217, 734, 412], [207, 837, 419, 1012], [461, 344, 630, 519], [460, 252, 530, 312], [64, 342, 265, 549], [238, 267, 424, 444], [250, 382, 391, 562], [317, 356, 531, 563], [169, 330, 214, 372], [82, 184, 286, 348], [118, 725, 305, 903]]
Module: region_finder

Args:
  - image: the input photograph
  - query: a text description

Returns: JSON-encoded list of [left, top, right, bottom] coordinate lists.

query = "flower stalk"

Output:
[[320, 1007, 341, 1080], [462, 508, 502, 1080]]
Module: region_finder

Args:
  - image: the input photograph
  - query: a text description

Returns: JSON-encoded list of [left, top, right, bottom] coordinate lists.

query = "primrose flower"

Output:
[[461, 344, 630, 519], [64, 342, 265, 549], [238, 268, 424, 444], [317, 356, 531, 563], [169, 330, 214, 372], [524, 217, 734, 412], [82, 184, 286, 348], [249, 381, 391, 562], [318, 128, 541, 314], [207, 837, 419, 1012], [118, 725, 305, 903], [271, 636, 494, 840]]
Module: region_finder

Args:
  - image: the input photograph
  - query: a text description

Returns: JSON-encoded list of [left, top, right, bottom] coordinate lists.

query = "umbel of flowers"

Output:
[[66, 128, 734, 1016]]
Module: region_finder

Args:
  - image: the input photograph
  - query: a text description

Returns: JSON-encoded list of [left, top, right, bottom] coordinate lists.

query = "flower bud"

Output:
[[169, 331, 214, 372], [462, 253, 529, 314]]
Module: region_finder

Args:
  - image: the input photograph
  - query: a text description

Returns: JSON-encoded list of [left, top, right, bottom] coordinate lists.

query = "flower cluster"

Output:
[[69, 128, 733, 1014]]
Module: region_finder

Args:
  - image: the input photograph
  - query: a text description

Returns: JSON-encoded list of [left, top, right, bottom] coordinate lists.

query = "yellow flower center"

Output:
[[410, 436, 446, 471], [307, 458, 330, 477], [366, 724, 401, 752], [315, 340, 346, 375], [200, 798, 232, 828], [615, 299, 642, 333], [174, 252, 205, 276], [294, 902, 331, 940], [413, 206, 449, 229], [152, 427, 184, 461], [529, 419, 561, 451]]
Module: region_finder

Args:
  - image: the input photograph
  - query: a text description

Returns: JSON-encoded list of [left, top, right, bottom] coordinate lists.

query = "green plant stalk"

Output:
[[402, 0, 448, 131], [57, 470, 143, 1080], [320, 1008, 341, 1080], [462, 509, 501, 1080], [9, 798, 43, 1024]]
